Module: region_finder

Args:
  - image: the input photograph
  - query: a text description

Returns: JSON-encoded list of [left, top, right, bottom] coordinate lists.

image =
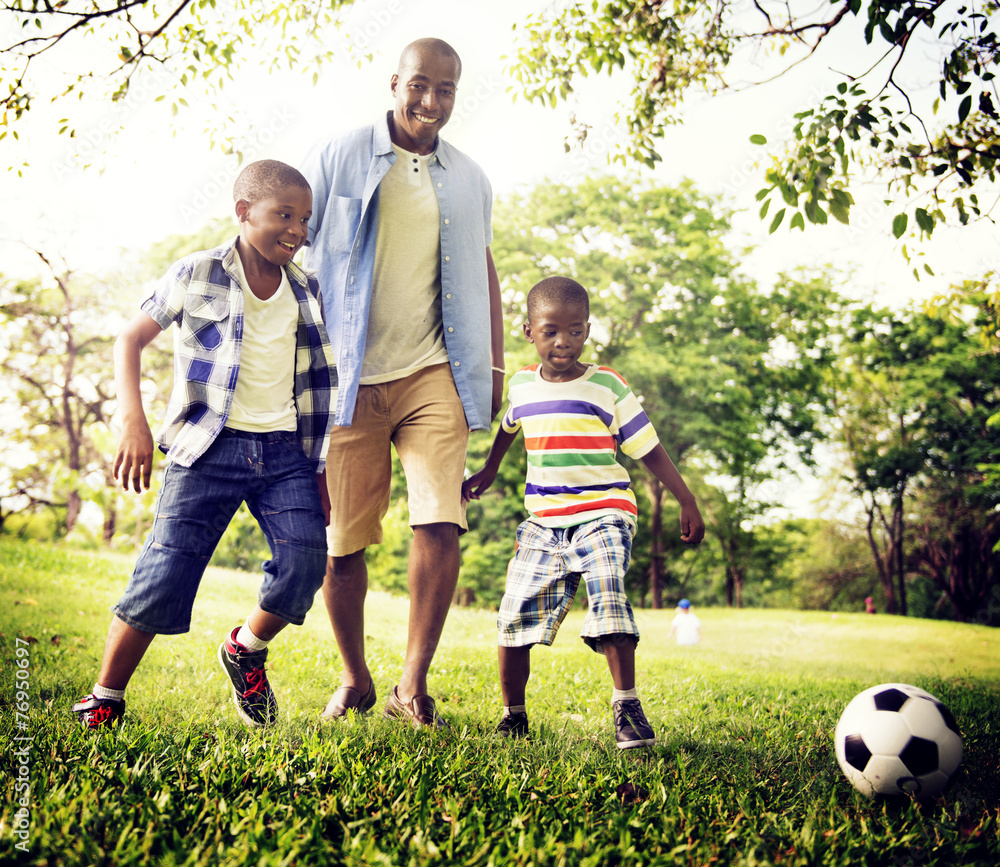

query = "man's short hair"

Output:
[[233, 159, 310, 204], [527, 276, 591, 321], [399, 37, 462, 79]]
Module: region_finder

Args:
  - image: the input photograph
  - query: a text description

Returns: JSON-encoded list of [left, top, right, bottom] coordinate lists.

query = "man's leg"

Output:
[[397, 522, 459, 701], [322, 549, 371, 690]]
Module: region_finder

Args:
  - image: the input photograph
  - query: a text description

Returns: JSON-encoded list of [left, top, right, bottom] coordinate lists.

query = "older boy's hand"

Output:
[[114, 425, 155, 493], [679, 501, 705, 545], [461, 468, 496, 504]]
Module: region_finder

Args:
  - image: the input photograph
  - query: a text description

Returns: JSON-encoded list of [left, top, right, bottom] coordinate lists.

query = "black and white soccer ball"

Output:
[[834, 683, 962, 800]]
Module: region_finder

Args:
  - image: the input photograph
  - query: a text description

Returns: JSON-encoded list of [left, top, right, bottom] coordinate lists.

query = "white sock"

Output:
[[504, 704, 527, 717], [93, 683, 125, 701], [612, 687, 639, 702], [235, 621, 269, 652]]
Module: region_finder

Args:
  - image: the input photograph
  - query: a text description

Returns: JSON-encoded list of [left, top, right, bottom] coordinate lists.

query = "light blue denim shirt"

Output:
[[301, 112, 494, 430]]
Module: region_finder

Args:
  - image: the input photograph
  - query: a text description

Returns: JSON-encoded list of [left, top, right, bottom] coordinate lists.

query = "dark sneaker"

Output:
[[496, 711, 529, 738], [321, 680, 377, 721], [72, 694, 125, 729], [217, 629, 276, 729], [383, 686, 450, 731], [613, 699, 655, 749]]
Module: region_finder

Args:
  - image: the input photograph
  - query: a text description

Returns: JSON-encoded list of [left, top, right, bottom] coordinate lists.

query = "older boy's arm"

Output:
[[113, 312, 163, 493], [639, 444, 705, 545], [461, 426, 518, 503], [486, 247, 504, 422]]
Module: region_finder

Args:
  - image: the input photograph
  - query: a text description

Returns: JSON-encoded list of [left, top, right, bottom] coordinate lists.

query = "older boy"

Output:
[[462, 277, 705, 748], [72, 160, 336, 730]]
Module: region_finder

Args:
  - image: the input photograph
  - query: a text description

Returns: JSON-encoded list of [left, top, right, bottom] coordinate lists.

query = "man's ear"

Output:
[[235, 199, 250, 222], [390, 73, 399, 97]]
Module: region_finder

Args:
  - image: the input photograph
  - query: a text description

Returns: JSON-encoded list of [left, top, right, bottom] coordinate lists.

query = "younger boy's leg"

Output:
[[497, 645, 531, 738]]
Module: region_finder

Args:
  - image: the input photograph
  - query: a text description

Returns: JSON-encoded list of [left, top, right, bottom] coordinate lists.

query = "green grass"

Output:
[[1, 538, 998, 866]]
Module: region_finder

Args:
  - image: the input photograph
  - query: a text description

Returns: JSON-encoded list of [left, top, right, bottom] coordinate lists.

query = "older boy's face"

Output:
[[524, 300, 591, 382], [390, 48, 460, 155], [237, 186, 312, 268]]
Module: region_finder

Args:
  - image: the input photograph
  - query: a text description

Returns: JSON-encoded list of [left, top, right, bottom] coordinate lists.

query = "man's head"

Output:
[[524, 277, 592, 382], [233, 160, 312, 267], [390, 38, 462, 155]]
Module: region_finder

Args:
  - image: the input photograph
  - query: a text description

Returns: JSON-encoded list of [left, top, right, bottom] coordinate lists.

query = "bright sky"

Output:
[[3, 0, 997, 307]]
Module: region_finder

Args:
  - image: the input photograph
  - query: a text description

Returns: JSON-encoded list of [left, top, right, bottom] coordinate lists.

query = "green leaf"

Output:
[[958, 95, 972, 122], [768, 208, 786, 233], [914, 207, 934, 234], [790, 211, 805, 231], [892, 213, 908, 238], [749, 134, 767, 145], [759, 198, 771, 219]]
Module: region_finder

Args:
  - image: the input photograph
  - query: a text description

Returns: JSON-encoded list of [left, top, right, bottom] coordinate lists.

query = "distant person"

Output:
[[300, 37, 504, 730], [72, 160, 336, 730], [462, 276, 704, 749], [667, 599, 702, 646], [865, 596, 876, 614]]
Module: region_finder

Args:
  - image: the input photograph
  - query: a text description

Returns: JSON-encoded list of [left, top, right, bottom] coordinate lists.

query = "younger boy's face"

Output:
[[236, 186, 312, 268], [524, 300, 591, 382]]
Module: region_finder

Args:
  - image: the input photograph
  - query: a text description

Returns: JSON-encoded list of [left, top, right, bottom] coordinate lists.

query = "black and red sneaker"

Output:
[[217, 628, 277, 728], [72, 694, 125, 729]]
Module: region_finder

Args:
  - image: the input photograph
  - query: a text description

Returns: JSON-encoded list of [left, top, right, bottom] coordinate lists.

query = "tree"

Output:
[[509, 1, 1000, 245], [1, 0, 358, 153], [835, 288, 1000, 620]]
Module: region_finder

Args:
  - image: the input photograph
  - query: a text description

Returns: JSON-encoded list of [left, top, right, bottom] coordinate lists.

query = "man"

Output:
[[301, 37, 504, 729]]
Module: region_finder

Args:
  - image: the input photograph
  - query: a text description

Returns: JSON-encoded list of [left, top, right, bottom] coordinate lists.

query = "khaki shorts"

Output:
[[325, 363, 469, 557]]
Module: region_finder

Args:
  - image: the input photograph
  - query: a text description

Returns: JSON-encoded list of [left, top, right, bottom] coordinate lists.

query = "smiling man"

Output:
[[300, 38, 504, 730]]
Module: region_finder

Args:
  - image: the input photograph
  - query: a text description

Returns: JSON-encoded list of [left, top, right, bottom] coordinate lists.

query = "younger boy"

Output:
[[462, 277, 704, 748], [72, 160, 336, 730]]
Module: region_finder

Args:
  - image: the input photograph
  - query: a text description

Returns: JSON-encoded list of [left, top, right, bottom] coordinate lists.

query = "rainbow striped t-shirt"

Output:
[[501, 363, 660, 528]]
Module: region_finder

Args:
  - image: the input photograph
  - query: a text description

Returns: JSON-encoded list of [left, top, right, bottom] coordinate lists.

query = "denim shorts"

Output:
[[114, 429, 327, 634], [497, 515, 639, 653]]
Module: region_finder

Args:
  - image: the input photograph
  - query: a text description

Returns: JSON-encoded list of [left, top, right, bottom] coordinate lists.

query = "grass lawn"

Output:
[[1, 539, 998, 866]]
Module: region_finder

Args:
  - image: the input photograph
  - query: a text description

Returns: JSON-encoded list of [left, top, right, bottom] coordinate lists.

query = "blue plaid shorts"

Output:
[[497, 515, 639, 653]]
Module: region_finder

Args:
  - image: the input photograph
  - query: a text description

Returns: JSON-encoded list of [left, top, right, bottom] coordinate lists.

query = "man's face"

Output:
[[390, 48, 460, 154]]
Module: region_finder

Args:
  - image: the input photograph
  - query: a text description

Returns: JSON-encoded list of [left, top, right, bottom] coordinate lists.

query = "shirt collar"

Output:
[[377, 110, 451, 170]]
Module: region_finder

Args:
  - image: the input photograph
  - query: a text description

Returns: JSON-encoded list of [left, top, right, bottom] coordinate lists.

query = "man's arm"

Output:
[[639, 444, 705, 544], [461, 425, 518, 503], [485, 246, 504, 422], [113, 311, 163, 493]]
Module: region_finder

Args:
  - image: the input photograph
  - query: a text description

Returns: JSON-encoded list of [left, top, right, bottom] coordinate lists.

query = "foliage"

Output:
[[509, 0, 1000, 243], [0, 0, 359, 157], [2, 540, 999, 866], [834, 286, 1000, 621]]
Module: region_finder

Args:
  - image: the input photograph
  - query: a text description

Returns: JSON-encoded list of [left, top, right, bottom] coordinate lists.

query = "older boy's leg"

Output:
[[497, 645, 531, 738], [602, 633, 636, 691], [602, 633, 654, 749]]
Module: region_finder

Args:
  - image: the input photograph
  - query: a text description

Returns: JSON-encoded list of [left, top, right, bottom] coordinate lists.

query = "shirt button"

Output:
[[445, 293, 452, 299], [454, 361, 461, 367], [448, 327, 454, 333], [444, 218, 450, 224], [437, 183, 443, 188], [444, 256, 450, 262]]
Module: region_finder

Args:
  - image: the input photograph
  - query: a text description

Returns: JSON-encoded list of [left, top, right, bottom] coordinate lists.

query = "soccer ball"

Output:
[[834, 683, 962, 800]]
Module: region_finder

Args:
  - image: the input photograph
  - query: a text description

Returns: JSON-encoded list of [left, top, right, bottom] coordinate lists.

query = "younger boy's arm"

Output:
[[113, 312, 163, 493], [461, 426, 519, 503], [639, 444, 705, 545]]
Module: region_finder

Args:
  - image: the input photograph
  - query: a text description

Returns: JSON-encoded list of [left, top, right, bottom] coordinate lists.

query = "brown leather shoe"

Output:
[[383, 686, 450, 730], [321, 680, 376, 721]]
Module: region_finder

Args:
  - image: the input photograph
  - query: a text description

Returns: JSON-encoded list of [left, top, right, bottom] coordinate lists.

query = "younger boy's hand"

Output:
[[679, 501, 705, 545], [461, 468, 496, 504], [114, 424, 155, 493]]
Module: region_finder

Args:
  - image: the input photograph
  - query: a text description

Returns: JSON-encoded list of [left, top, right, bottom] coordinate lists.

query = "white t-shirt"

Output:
[[361, 143, 448, 383], [227, 254, 298, 432], [671, 611, 701, 646]]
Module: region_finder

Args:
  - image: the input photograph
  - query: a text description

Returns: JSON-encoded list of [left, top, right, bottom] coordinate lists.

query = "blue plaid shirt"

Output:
[[140, 237, 337, 471]]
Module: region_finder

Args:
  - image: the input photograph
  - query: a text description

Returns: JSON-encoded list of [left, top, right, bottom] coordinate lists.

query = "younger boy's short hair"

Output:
[[233, 159, 311, 204], [527, 276, 590, 321]]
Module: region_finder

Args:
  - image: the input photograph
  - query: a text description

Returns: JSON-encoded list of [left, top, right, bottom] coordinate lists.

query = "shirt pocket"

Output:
[[325, 196, 362, 254], [181, 292, 231, 351]]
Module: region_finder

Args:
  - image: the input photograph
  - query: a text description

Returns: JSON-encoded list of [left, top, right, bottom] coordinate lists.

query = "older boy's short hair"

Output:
[[233, 159, 310, 204], [527, 277, 590, 322]]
